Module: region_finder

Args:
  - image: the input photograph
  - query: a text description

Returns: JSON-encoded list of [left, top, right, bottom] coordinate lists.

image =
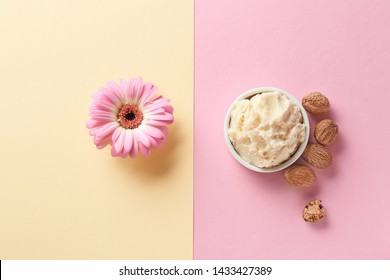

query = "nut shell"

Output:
[[303, 199, 326, 222], [302, 143, 332, 169], [284, 165, 316, 188], [302, 92, 330, 114], [315, 119, 338, 145]]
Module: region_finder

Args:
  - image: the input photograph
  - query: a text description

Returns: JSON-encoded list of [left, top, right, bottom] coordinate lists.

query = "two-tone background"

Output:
[[1, 0, 390, 259]]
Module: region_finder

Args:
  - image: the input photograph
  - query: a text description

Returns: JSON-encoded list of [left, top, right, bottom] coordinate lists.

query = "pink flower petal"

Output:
[[120, 150, 128, 158], [143, 107, 165, 115], [148, 135, 165, 149], [138, 142, 151, 157], [94, 92, 119, 109], [100, 87, 122, 107], [133, 77, 143, 105], [106, 80, 125, 101], [159, 126, 168, 135], [143, 98, 170, 112], [95, 122, 118, 142], [151, 96, 171, 106], [162, 104, 174, 114], [86, 119, 100, 129], [136, 129, 151, 148], [144, 119, 173, 127], [120, 79, 130, 103], [140, 82, 152, 98], [111, 147, 120, 157], [130, 134, 139, 158], [128, 78, 137, 103], [140, 124, 166, 139], [89, 126, 100, 136], [91, 115, 116, 122], [96, 137, 112, 149], [151, 95, 165, 102], [123, 130, 133, 157], [113, 128, 126, 155], [148, 113, 174, 122], [89, 107, 116, 117], [112, 127, 123, 142], [94, 103, 117, 115], [138, 83, 158, 107]]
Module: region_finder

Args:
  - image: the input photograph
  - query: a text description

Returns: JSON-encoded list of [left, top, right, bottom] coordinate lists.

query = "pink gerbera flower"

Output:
[[87, 78, 174, 158]]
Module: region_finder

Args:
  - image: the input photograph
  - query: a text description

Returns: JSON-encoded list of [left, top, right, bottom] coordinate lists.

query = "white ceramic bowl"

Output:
[[224, 87, 310, 173]]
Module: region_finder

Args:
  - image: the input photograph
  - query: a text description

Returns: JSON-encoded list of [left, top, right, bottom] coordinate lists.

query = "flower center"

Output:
[[117, 104, 143, 129], [125, 112, 135, 121]]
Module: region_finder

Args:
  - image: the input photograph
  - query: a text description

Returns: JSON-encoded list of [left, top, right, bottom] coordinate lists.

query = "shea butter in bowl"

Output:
[[224, 87, 310, 173]]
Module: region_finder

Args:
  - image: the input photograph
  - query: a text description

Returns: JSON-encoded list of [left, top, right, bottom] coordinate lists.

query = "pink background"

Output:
[[194, 0, 390, 259]]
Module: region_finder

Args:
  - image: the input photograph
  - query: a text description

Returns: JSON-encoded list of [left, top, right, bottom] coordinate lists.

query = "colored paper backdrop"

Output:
[[0, 0, 193, 259], [194, 0, 390, 259], [2, 0, 390, 260]]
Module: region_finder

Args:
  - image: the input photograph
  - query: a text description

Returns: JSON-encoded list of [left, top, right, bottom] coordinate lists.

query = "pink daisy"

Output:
[[87, 78, 174, 158]]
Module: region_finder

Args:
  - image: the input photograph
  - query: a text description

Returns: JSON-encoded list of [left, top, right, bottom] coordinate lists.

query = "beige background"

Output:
[[0, 0, 193, 259]]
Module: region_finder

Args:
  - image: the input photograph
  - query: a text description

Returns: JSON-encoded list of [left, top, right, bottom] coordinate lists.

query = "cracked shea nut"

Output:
[[302, 143, 332, 169], [302, 92, 330, 114], [315, 119, 338, 145], [284, 165, 316, 188], [303, 199, 326, 222]]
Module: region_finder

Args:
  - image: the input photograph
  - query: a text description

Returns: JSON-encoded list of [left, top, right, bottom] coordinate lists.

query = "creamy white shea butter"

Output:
[[228, 91, 306, 168]]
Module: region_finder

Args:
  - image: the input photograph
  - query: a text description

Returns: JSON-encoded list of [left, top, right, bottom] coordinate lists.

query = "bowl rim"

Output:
[[223, 87, 310, 173]]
